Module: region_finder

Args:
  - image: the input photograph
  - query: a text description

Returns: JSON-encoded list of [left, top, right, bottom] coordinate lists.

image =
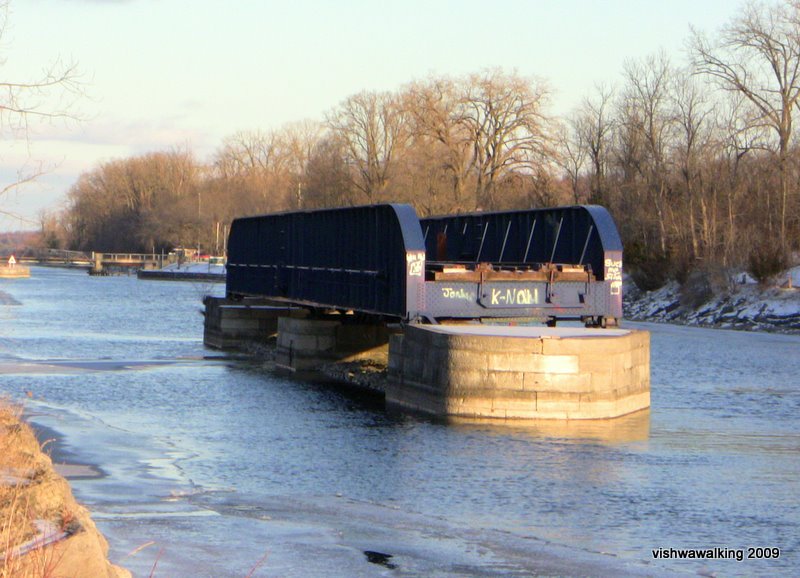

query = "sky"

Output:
[[0, 0, 745, 232]]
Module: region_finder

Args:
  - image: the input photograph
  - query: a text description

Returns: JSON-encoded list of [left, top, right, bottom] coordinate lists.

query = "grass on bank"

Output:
[[0, 398, 75, 578]]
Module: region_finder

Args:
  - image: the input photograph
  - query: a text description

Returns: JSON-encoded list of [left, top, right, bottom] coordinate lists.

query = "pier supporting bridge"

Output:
[[206, 204, 649, 420]]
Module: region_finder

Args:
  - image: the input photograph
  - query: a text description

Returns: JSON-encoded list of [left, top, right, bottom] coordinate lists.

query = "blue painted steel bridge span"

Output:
[[225, 204, 623, 326]]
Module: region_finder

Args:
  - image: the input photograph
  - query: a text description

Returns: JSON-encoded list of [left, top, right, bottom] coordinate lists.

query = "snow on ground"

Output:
[[624, 269, 800, 333], [160, 261, 225, 275], [790, 265, 800, 287]]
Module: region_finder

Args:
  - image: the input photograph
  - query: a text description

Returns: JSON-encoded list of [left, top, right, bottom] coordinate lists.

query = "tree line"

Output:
[[49, 1, 800, 289]]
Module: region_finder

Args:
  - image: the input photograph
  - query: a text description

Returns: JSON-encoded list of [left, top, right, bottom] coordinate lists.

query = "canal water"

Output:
[[0, 266, 798, 577]]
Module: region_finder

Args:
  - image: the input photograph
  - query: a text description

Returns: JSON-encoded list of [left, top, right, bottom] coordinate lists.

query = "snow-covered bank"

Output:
[[624, 266, 800, 333]]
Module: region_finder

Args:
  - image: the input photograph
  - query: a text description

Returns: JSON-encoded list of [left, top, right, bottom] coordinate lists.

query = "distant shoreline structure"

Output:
[[0, 261, 30, 278], [137, 261, 225, 282]]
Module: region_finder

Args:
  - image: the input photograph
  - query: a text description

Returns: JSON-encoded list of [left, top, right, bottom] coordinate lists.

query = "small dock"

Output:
[[137, 261, 225, 282], [0, 256, 29, 278], [0, 265, 30, 278]]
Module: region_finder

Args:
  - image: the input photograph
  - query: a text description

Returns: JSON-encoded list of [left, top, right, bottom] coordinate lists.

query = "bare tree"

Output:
[[574, 84, 616, 206], [303, 134, 352, 208], [671, 69, 715, 260], [402, 77, 474, 211], [213, 129, 294, 212], [618, 52, 676, 255], [326, 91, 409, 203], [556, 116, 588, 204], [461, 69, 556, 209], [216, 130, 288, 177], [691, 0, 800, 248], [0, 0, 83, 221], [281, 120, 323, 208], [710, 94, 765, 264], [65, 150, 202, 252]]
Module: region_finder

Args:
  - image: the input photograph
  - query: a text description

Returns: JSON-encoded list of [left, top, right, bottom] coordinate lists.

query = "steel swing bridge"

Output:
[[225, 204, 623, 326]]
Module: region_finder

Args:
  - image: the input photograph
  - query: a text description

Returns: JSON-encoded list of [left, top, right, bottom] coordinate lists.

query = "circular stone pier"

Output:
[[387, 325, 650, 420]]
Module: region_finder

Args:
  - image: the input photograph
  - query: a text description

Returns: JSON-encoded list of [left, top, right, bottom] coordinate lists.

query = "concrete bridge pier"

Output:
[[89, 252, 105, 276], [202, 297, 300, 350], [202, 296, 651, 420], [275, 316, 392, 374], [387, 325, 650, 420], [202, 297, 392, 370]]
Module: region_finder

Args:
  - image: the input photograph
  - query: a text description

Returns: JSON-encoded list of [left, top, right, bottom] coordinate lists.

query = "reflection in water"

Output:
[[447, 408, 651, 444]]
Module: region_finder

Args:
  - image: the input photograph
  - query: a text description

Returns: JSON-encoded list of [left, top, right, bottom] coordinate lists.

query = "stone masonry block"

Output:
[[578, 352, 629, 375], [312, 337, 334, 353], [491, 393, 538, 411], [388, 352, 404, 373], [588, 371, 623, 392], [486, 352, 578, 374], [335, 324, 390, 348], [535, 390, 582, 404], [445, 334, 544, 354], [502, 408, 548, 420], [219, 318, 262, 331], [630, 345, 650, 367], [443, 368, 490, 391], [276, 331, 291, 348], [422, 358, 441, 384], [535, 354, 579, 374], [402, 356, 426, 381], [404, 325, 434, 347], [578, 391, 650, 419], [278, 316, 340, 336], [257, 319, 279, 332], [444, 349, 489, 372], [483, 370, 525, 391], [541, 333, 634, 356], [280, 334, 319, 352], [444, 397, 496, 416], [400, 338, 422, 359], [579, 389, 619, 403], [523, 372, 591, 393], [629, 330, 650, 350], [535, 393, 581, 417]]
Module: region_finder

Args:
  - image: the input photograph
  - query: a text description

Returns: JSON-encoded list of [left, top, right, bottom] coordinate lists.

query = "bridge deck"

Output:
[[226, 204, 623, 325]]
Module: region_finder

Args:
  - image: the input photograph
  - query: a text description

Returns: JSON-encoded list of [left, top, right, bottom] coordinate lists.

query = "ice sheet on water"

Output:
[[165, 493, 674, 578]]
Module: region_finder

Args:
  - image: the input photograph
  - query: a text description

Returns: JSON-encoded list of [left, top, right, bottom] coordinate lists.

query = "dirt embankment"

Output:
[[1, 401, 130, 578]]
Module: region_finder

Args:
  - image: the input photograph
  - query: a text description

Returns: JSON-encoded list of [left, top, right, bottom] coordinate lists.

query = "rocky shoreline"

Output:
[[0, 401, 129, 578], [623, 274, 800, 334]]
